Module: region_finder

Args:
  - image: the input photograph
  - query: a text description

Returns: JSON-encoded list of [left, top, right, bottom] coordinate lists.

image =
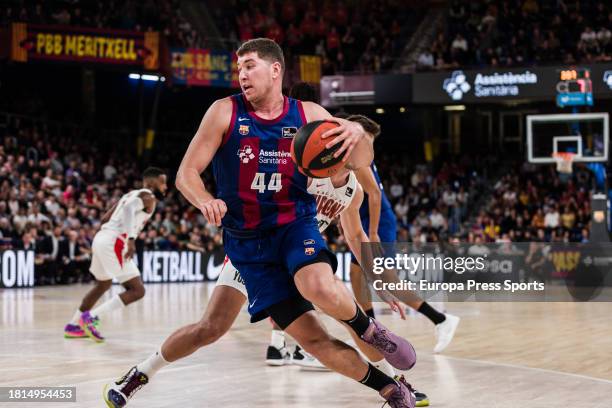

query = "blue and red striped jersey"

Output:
[[212, 94, 316, 230]]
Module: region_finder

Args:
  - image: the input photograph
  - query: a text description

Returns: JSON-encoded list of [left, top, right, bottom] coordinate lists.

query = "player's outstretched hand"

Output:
[[199, 198, 227, 226], [378, 291, 407, 320], [320, 117, 365, 162]]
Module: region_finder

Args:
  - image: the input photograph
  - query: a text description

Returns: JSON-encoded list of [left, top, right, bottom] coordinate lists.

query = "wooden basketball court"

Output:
[[1, 283, 611, 407]]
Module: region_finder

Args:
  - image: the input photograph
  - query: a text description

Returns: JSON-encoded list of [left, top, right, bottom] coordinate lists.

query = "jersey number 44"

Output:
[[250, 172, 283, 193]]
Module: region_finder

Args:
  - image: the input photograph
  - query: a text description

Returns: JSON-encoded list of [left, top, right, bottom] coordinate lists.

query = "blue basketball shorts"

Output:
[[223, 216, 337, 323]]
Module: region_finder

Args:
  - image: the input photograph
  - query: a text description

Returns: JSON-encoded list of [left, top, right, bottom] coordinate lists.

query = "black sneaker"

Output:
[[414, 390, 430, 407], [292, 345, 329, 370], [265, 343, 292, 366], [103, 366, 148, 408]]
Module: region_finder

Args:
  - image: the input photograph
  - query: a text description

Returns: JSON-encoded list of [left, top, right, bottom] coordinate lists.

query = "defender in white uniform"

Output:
[[64, 167, 167, 342]]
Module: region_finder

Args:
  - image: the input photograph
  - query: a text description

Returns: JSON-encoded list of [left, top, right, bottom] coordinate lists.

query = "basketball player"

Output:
[[348, 156, 461, 354], [104, 114, 429, 407], [104, 39, 416, 408], [63, 167, 167, 342]]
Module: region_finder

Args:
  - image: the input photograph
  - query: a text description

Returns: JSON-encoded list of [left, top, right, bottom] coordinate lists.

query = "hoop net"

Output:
[[553, 152, 576, 174]]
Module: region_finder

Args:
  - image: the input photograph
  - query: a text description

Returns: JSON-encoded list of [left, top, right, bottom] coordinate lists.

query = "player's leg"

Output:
[[294, 260, 416, 370], [284, 218, 416, 370], [87, 275, 144, 319], [80, 257, 144, 342], [160, 284, 245, 361], [349, 260, 375, 318], [335, 275, 395, 375], [267, 318, 330, 370], [380, 217, 460, 354], [64, 238, 113, 340], [266, 320, 293, 366], [103, 283, 246, 408], [64, 277, 112, 339], [405, 297, 460, 354], [278, 307, 415, 408]]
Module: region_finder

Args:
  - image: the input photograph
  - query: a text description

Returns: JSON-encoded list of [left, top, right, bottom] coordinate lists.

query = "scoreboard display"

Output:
[[556, 68, 593, 107]]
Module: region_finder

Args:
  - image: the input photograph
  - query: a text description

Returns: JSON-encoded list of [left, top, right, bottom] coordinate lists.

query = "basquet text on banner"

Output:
[[170, 48, 239, 88]]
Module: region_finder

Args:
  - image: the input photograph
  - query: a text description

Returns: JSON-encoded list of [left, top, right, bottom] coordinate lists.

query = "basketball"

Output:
[[290, 120, 345, 178]]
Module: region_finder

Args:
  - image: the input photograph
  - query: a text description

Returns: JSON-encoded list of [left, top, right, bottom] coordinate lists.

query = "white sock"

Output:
[[70, 309, 82, 325], [372, 358, 395, 378], [90, 295, 125, 318], [137, 349, 169, 378], [270, 330, 286, 349]]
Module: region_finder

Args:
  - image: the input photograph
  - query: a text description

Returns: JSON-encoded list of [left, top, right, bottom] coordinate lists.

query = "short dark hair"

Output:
[[289, 82, 317, 102], [347, 114, 381, 138], [142, 167, 165, 180], [237, 38, 285, 73]]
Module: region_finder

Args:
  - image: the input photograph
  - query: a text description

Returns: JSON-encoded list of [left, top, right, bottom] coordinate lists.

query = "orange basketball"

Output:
[[290, 120, 345, 178]]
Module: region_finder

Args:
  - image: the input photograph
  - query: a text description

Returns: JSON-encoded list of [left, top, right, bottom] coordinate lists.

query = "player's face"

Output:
[[154, 175, 168, 198], [345, 134, 375, 171], [237, 52, 277, 102]]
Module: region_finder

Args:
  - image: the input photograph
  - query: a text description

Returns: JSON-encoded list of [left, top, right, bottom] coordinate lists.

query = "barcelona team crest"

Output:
[[239, 124, 249, 135], [305, 247, 315, 256]]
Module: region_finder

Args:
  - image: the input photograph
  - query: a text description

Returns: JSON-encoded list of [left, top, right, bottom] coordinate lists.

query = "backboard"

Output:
[[526, 113, 609, 163]]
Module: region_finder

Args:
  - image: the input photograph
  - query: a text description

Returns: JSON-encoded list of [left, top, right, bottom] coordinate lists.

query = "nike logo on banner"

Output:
[[238, 117, 249, 121], [206, 256, 225, 280]]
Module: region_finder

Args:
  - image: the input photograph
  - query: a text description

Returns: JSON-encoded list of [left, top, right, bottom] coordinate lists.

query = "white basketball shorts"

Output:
[[89, 229, 140, 283], [215, 256, 248, 297]]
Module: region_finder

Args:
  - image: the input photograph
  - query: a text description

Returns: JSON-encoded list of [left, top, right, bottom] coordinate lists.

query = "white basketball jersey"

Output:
[[308, 172, 358, 232], [101, 189, 154, 237]]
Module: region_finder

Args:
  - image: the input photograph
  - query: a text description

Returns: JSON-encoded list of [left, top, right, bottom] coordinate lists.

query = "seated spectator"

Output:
[[429, 208, 447, 232], [417, 50, 435, 70], [544, 206, 560, 229], [394, 197, 409, 226]]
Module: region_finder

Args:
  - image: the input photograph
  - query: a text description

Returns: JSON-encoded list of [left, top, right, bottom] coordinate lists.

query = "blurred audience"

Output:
[[419, 0, 612, 71]]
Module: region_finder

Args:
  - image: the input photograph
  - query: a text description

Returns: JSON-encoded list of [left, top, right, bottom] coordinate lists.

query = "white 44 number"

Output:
[[251, 172, 282, 193]]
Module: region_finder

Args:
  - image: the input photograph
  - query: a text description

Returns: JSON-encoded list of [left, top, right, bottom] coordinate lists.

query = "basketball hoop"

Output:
[[553, 152, 576, 174]]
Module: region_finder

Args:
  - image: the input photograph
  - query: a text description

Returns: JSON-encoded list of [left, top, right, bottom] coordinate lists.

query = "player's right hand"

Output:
[[125, 239, 136, 260], [199, 199, 227, 226]]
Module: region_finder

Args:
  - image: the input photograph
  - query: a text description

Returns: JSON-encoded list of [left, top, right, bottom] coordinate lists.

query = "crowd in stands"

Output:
[[2, 109, 597, 285], [1, 0, 201, 48], [471, 163, 593, 243], [418, 0, 612, 70], [0, 114, 221, 284], [324, 156, 484, 252], [211, 0, 425, 73]]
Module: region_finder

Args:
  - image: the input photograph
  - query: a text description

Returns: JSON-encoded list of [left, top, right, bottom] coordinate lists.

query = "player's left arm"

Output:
[[138, 191, 156, 214], [123, 193, 150, 260], [301, 101, 365, 162], [354, 166, 382, 242], [100, 200, 119, 224], [339, 184, 369, 265], [339, 184, 406, 319]]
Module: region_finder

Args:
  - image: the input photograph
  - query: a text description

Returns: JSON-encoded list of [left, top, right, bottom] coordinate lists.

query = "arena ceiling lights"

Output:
[[129, 73, 166, 82]]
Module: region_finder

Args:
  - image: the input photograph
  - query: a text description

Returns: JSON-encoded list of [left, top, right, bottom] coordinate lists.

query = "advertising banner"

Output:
[[10, 23, 159, 69], [0, 250, 35, 288], [412, 63, 612, 104], [170, 48, 238, 88], [138, 249, 354, 283], [298, 55, 321, 84]]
